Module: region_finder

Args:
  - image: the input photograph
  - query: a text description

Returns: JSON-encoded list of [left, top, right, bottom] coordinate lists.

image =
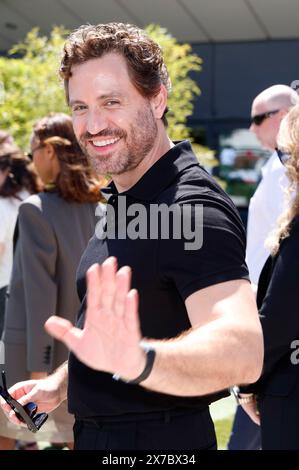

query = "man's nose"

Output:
[[249, 122, 255, 133], [86, 109, 108, 135]]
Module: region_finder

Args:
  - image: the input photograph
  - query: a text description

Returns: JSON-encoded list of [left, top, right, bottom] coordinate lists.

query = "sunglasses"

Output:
[[0, 370, 48, 433], [275, 148, 290, 166], [251, 109, 280, 126]]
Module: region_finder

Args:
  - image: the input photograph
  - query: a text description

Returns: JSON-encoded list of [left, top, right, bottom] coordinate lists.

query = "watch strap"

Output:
[[113, 345, 156, 385]]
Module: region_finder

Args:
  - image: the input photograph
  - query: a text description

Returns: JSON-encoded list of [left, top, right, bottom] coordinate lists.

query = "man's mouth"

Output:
[[89, 137, 121, 149]]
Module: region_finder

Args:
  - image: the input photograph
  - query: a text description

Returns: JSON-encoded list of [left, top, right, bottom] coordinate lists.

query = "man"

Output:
[[246, 84, 299, 285], [0, 23, 263, 450], [228, 84, 299, 450]]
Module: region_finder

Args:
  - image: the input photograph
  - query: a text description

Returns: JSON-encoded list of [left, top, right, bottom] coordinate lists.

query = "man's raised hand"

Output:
[[45, 257, 146, 380]]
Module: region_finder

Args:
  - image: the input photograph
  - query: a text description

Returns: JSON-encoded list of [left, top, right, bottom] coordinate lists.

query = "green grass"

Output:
[[215, 417, 233, 450], [210, 395, 235, 449]]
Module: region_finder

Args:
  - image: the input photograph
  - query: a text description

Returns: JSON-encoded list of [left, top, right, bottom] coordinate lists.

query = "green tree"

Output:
[[146, 24, 201, 140], [0, 27, 68, 149], [0, 25, 201, 149]]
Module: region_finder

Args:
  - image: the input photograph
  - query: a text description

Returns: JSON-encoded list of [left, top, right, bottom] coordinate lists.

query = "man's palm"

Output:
[[45, 257, 144, 379]]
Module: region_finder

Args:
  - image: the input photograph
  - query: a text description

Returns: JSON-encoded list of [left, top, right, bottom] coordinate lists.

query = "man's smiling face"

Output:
[[69, 52, 158, 176]]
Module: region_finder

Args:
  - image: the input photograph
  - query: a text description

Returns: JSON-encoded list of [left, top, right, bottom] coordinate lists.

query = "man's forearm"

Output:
[[52, 361, 68, 403], [141, 319, 263, 396]]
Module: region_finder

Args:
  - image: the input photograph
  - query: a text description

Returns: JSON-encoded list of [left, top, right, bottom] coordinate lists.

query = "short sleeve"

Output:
[[158, 198, 249, 301]]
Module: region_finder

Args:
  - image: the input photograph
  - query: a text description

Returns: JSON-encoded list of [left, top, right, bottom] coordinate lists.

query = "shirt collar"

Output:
[[101, 140, 199, 202]]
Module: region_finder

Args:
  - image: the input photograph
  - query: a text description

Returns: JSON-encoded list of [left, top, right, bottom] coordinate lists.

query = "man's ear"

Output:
[[150, 85, 168, 120]]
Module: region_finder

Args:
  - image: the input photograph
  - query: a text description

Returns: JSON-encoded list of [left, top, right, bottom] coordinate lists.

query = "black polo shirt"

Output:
[[68, 140, 249, 418]]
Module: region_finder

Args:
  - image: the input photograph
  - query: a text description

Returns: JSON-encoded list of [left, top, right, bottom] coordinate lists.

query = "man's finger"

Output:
[[86, 264, 102, 311], [0, 399, 11, 417], [45, 316, 82, 351], [99, 257, 117, 311], [113, 266, 131, 317], [7, 380, 35, 400], [124, 289, 140, 335], [17, 388, 41, 407], [0, 397, 25, 427], [250, 413, 261, 426], [8, 409, 26, 427]]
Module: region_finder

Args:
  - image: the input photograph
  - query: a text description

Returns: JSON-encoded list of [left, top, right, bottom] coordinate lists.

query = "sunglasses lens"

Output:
[[252, 115, 264, 126], [252, 109, 280, 126]]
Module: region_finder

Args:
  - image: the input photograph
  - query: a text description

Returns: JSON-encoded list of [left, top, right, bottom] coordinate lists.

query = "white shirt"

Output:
[[246, 153, 289, 285], [0, 190, 29, 288]]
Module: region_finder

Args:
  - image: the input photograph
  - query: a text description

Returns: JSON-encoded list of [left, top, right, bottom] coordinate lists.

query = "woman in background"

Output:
[[240, 104, 299, 449], [0, 113, 103, 449], [0, 142, 41, 337]]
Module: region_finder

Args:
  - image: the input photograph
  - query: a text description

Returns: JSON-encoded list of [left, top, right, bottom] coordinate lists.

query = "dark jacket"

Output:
[[2, 192, 98, 376], [241, 215, 299, 449]]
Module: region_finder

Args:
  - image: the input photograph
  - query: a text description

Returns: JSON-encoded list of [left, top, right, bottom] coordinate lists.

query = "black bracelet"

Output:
[[112, 345, 156, 385]]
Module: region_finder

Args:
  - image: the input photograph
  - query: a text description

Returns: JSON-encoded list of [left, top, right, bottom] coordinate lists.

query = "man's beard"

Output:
[[78, 105, 158, 176]]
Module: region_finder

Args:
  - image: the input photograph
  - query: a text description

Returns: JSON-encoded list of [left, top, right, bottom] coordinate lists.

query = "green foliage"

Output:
[[0, 25, 201, 149], [146, 24, 201, 140], [214, 417, 233, 450], [0, 27, 68, 149]]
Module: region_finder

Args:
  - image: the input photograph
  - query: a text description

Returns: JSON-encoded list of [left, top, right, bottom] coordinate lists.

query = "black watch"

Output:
[[112, 344, 156, 385]]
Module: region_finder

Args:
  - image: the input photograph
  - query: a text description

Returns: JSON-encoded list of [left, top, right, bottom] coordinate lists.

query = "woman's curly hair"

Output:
[[267, 104, 299, 254]]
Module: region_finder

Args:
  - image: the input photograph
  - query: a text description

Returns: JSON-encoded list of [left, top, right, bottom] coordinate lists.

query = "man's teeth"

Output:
[[92, 138, 119, 147]]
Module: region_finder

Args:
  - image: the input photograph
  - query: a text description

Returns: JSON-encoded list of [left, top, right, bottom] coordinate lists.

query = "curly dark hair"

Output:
[[59, 23, 171, 125], [32, 113, 105, 203], [0, 143, 41, 198]]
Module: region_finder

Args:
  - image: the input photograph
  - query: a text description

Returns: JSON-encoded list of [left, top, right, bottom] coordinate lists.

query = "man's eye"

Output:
[[106, 100, 120, 106], [72, 105, 86, 113]]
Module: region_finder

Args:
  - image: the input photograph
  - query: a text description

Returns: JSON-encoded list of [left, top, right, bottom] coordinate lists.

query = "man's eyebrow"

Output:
[[69, 99, 85, 107], [69, 93, 123, 107], [97, 92, 122, 100]]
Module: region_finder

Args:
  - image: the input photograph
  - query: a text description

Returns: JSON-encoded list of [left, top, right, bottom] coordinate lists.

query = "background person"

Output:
[[239, 104, 299, 449], [0, 112, 103, 450], [228, 84, 299, 451], [246, 84, 299, 285], [0, 143, 41, 338]]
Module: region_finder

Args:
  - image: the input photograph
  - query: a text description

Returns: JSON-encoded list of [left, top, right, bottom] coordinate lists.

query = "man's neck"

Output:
[[113, 130, 174, 193]]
